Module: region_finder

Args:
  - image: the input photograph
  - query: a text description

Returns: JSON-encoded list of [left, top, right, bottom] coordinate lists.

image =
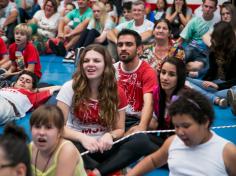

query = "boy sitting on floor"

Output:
[[2, 23, 42, 82]]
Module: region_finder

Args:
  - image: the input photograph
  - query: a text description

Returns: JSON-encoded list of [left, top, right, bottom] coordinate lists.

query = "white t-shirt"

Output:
[[0, 88, 32, 117], [168, 132, 229, 176], [57, 80, 127, 138], [33, 10, 60, 38], [116, 19, 154, 34]]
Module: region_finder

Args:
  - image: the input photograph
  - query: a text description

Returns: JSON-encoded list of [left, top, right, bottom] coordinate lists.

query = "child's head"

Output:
[[14, 23, 32, 41], [169, 89, 215, 129], [65, 2, 76, 14], [105, 1, 113, 12], [156, 0, 167, 11], [30, 105, 65, 134], [14, 70, 38, 90], [122, 2, 132, 21]]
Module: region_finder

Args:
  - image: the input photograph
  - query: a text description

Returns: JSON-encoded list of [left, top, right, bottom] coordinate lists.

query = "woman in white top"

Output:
[[127, 89, 236, 176], [28, 0, 60, 54]]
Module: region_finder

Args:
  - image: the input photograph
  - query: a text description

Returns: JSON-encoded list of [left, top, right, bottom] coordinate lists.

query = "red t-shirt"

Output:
[[18, 89, 51, 108], [0, 38, 8, 60], [9, 42, 42, 78], [74, 86, 128, 126], [117, 60, 157, 115]]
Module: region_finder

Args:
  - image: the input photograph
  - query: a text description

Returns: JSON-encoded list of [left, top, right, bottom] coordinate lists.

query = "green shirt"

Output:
[[66, 8, 93, 29], [180, 16, 216, 43]]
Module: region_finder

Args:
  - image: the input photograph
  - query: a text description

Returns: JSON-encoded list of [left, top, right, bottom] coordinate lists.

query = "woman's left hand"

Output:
[[98, 133, 113, 153], [202, 81, 218, 90]]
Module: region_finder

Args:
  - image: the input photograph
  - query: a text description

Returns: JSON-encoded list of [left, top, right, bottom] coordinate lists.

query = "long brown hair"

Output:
[[72, 44, 119, 129], [211, 21, 236, 64]]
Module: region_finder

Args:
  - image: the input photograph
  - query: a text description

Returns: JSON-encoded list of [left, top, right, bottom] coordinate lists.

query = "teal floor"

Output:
[[1, 55, 236, 175]]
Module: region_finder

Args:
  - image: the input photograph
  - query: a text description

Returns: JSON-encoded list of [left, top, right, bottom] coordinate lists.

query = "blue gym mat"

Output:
[[0, 55, 235, 176]]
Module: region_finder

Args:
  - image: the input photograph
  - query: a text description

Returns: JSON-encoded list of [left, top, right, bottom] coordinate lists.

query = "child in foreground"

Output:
[[29, 105, 87, 176], [127, 89, 236, 176]]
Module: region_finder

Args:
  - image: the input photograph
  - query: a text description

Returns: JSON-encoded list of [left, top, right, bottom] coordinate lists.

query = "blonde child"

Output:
[[4, 23, 41, 82]]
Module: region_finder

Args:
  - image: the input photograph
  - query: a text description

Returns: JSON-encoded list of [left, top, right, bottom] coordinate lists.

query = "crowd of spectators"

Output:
[[0, 0, 236, 176]]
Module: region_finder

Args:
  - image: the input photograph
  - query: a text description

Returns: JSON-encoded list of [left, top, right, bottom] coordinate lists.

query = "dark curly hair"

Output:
[[168, 89, 215, 128]]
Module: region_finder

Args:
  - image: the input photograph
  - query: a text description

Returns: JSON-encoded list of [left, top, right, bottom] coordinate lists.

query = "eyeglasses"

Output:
[[0, 163, 16, 169]]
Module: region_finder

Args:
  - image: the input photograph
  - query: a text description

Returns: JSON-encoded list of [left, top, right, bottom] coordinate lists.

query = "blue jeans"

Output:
[[184, 44, 209, 78], [187, 77, 228, 103]]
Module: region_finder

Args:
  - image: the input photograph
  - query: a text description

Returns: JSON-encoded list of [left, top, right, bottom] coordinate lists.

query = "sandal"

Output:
[[215, 98, 228, 108], [227, 88, 236, 115]]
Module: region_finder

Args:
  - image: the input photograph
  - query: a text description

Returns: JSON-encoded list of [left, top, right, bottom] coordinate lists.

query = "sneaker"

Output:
[[49, 40, 59, 55], [74, 47, 85, 66], [218, 98, 228, 108], [227, 88, 236, 115], [57, 41, 67, 57], [64, 50, 75, 59]]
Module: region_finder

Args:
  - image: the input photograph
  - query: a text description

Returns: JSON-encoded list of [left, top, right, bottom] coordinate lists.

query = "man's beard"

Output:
[[119, 55, 134, 63]]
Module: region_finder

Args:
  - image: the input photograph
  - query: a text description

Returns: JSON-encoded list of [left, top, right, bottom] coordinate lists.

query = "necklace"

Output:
[[154, 44, 171, 60], [34, 148, 56, 176]]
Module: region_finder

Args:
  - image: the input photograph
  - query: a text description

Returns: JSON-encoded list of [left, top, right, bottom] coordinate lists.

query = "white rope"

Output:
[[81, 124, 236, 156]]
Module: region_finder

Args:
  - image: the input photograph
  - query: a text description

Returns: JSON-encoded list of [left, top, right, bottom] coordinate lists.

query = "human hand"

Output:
[[202, 81, 218, 89], [125, 125, 145, 136], [80, 135, 100, 153], [98, 133, 113, 153], [64, 32, 73, 39], [49, 86, 61, 95], [175, 5, 182, 13], [1, 71, 13, 79]]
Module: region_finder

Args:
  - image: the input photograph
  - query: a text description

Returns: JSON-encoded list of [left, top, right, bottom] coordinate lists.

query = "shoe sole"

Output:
[[231, 100, 236, 116], [227, 89, 234, 105], [227, 89, 236, 115], [63, 59, 75, 63]]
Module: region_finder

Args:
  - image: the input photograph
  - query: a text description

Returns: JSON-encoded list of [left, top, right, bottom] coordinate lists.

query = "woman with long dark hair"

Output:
[[187, 21, 236, 108], [149, 57, 186, 143], [57, 44, 159, 175]]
